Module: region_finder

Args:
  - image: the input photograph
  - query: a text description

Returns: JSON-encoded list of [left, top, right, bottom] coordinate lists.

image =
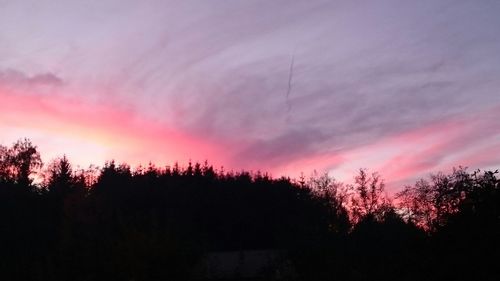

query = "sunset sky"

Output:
[[1, 0, 500, 190]]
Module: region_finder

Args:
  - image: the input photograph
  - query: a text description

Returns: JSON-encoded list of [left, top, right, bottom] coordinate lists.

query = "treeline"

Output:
[[1, 138, 499, 281]]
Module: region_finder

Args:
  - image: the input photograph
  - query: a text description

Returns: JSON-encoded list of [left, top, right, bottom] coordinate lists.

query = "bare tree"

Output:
[[349, 169, 390, 223]]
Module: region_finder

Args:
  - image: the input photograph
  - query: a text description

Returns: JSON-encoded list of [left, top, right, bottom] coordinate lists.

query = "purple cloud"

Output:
[[1, 0, 500, 186]]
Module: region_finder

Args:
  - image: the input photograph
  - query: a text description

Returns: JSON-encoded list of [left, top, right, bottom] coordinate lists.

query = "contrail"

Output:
[[285, 50, 295, 113]]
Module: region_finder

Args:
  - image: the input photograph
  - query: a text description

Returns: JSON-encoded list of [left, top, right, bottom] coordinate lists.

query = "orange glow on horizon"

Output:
[[0, 87, 224, 169], [2, 85, 499, 192]]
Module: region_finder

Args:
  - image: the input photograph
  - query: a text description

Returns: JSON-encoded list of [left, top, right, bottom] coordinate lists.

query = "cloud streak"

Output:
[[0, 69, 63, 88]]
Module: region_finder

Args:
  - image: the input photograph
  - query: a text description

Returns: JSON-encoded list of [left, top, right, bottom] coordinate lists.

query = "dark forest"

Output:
[[1, 138, 499, 281]]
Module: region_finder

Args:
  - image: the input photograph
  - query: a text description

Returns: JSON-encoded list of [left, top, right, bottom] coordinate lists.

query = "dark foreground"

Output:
[[1, 139, 499, 280]]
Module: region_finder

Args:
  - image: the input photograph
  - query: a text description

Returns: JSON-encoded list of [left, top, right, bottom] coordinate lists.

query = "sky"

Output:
[[1, 0, 500, 191]]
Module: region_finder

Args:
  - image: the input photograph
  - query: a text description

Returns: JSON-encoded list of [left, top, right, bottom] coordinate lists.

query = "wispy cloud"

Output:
[[0, 68, 63, 87], [1, 0, 500, 188]]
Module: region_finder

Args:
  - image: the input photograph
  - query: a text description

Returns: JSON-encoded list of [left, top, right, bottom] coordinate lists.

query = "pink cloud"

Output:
[[2, 81, 499, 192], [259, 106, 500, 192], [329, 106, 500, 191], [0, 86, 225, 168]]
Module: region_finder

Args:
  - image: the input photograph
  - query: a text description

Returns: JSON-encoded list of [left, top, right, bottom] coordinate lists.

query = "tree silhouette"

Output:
[[1, 138, 499, 281], [349, 169, 390, 224], [0, 138, 42, 187]]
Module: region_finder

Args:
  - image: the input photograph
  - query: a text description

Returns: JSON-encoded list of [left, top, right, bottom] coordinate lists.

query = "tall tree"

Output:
[[350, 169, 389, 223], [0, 138, 42, 187], [46, 155, 74, 196], [308, 171, 351, 234]]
